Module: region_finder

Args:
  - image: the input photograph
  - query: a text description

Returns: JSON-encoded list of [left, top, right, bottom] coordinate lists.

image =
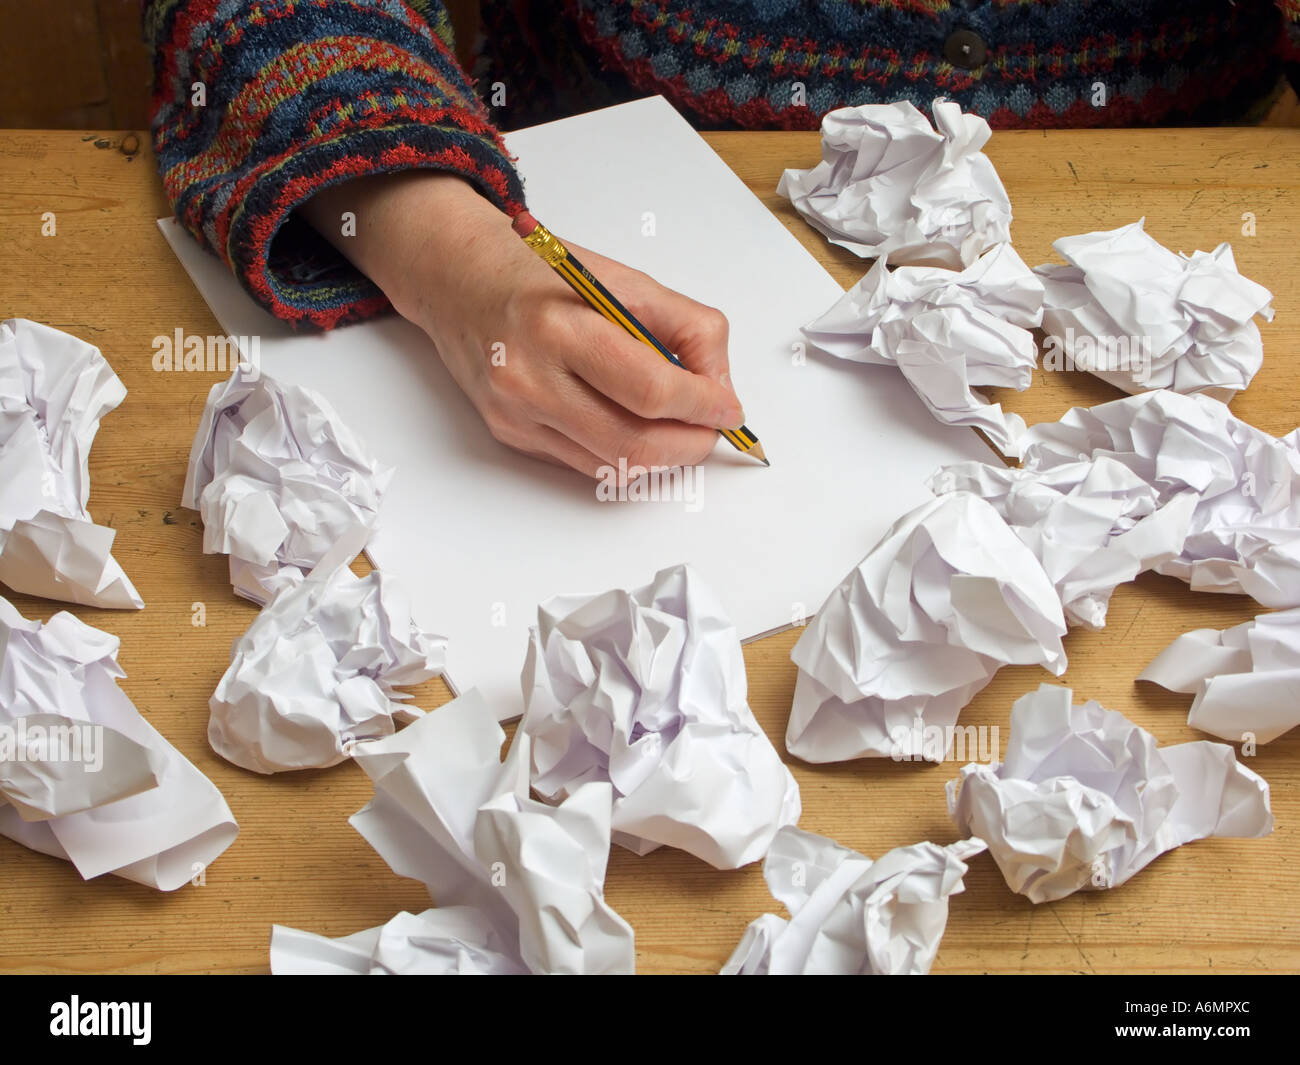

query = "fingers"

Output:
[[566, 320, 744, 431], [535, 370, 719, 471], [629, 282, 734, 384], [563, 242, 742, 404], [479, 374, 713, 478], [515, 424, 607, 479], [476, 392, 607, 478]]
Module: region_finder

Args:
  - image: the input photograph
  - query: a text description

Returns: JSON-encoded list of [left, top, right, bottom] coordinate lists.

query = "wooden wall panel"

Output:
[[0, 0, 111, 128], [97, 0, 153, 130]]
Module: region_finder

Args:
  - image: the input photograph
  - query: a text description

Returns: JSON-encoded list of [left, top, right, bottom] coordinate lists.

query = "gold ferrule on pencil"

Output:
[[521, 221, 569, 267]]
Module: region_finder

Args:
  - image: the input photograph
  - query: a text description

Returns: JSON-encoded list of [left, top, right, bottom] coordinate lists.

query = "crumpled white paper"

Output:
[[1139, 607, 1300, 744], [1019, 390, 1300, 606], [947, 684, 1273, 903], [788, 492, 1067, 764], [520, 564, 800, 869], [930, 456, 1197, 629], [0, 318, 143, 609], [182, 366, 394, 604], [0, 598, 159, 822], [1036, 219, 1274, 398], [777, 98, 1012, 268], [208, 541, 446, 774], [802, 242, 1043, 457], [721, 825, 985, 975], [273, 688, 634, 975], [271, 908, 528, 975], [0, 595, 238, 890]]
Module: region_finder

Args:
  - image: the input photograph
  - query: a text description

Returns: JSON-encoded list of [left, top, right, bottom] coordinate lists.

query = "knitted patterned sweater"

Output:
[[146, 0, 1300, 330]]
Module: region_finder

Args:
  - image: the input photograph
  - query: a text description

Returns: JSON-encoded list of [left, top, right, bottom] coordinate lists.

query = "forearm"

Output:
[[298, 172, 513, 329]]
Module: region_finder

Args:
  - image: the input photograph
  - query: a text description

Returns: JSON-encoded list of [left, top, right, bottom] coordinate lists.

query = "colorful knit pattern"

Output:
[[149, 1, 1299, 330], [146, 0, 524, 329], [482, 0, 1297, 130]]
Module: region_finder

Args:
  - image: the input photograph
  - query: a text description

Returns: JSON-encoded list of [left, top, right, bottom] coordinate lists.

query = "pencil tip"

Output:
[[749, 443, 770, 466]]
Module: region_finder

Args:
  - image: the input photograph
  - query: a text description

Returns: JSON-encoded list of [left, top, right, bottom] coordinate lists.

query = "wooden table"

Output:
[[1, 126, 1297, 975]]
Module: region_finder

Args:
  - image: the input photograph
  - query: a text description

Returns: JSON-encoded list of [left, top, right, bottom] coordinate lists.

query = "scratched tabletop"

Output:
[[0, 126, 1297, 974]]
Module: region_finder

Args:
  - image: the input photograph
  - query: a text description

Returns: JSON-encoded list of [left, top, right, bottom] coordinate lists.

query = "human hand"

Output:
[[301, 171, 744, 478]]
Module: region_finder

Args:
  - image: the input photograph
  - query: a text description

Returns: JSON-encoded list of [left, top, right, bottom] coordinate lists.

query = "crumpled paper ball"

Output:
[[722, 825, 985, 975], [183, 366, 394, 604], [947, 684, 1273, 903], [778, 98, 1012, 268], [787, 492, 1067, 764], [1036, 219, 1273, 398], [520, 564, 801, 869], [0, 317, 142, 608], [802, 242, 1042, 457], [209, 563, 445, 773], [1020, 390, 1300, 607]]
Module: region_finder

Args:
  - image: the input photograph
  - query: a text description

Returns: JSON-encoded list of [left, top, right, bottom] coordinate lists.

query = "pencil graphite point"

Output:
[[750, 443, 770, 466]]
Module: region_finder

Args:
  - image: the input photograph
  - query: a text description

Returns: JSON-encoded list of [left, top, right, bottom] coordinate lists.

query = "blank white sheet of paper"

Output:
[[159, 95, 991, 721]]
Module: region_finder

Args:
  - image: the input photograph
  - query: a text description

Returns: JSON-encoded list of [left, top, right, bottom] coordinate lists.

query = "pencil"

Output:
[[511, 211, 769, 466]]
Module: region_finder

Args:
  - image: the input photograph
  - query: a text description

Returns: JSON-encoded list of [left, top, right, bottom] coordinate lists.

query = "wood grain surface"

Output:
[[0, 125, 1296, 974]]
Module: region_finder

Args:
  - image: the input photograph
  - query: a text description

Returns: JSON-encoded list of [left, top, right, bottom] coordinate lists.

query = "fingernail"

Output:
[[716, 402, 745, 430]]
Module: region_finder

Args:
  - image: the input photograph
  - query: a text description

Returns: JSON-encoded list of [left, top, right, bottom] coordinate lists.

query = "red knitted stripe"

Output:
[[198, 99, 515, 246], [156, 0, 458, 149], [292, 291, 393, 331], [165, 36, 488, 192], [155, 0, 224, 119], [301, 97, 491, 143]]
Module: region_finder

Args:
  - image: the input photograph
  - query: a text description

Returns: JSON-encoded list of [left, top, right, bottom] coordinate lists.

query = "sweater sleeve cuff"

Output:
[[220, 121, 526, 330], [148, 0, 526, 330]]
